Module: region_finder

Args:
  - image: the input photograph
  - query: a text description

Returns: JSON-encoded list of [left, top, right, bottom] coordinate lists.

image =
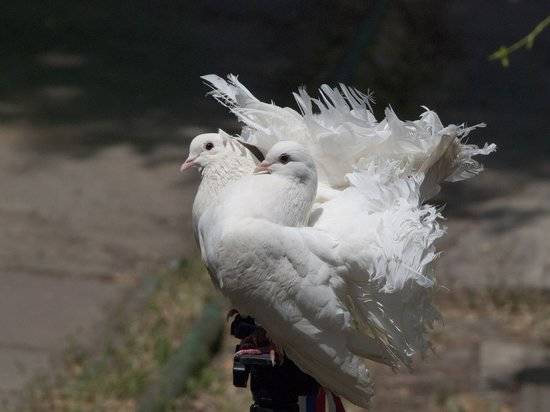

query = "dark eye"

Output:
[[205, 142, 214, 151], [279, 153, 290, 164]]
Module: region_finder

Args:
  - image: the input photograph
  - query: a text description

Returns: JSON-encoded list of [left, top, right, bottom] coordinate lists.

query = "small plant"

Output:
[[489, 15, 550, 67]]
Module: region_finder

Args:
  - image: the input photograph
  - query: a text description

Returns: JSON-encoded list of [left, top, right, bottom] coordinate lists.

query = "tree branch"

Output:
[[489, 15, 550, 67]]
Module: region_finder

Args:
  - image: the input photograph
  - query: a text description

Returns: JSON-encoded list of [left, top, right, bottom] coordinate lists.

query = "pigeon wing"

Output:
[[201, 216, 377, 408]]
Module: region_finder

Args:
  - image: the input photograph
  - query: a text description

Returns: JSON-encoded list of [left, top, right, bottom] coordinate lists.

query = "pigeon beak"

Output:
[[180, 156, 198, 172], [254, 161, 272, 174]]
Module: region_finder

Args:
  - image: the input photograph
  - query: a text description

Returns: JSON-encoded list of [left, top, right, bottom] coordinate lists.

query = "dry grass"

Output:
[[436, 287, 550, 344], [20, 262, 550, 412], [171, 331, 252, 412], [177, 286, 550, 412], [22, 259, 216, 412]]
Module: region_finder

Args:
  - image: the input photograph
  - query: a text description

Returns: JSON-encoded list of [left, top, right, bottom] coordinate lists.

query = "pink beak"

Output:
[[180, 156, 197, 172], [253, 161, 272, 174]]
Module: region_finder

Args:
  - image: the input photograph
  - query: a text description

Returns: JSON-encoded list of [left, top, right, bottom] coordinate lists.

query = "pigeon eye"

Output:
[[205, 142, 214, 151], [279, 154, 290, 164]]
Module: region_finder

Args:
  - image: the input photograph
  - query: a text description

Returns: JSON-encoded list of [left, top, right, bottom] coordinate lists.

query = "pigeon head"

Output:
[[180, 130, 258, 172], [180, 133, 228, 172], [255, 141, 317, 184]]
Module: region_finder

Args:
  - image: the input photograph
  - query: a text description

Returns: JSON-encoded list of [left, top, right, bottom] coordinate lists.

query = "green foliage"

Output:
[[136, 301, 224, 412], [489, 15, 550, 67]]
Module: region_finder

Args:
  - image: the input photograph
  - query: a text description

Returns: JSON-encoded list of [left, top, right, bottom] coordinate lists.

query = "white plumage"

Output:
[[180, 131, 258, 233], [202, 74, 495, 201], [181, 75, 496, 408]]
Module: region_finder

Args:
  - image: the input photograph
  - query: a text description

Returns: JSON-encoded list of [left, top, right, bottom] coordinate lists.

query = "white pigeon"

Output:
[[196, 141, 444, 408], [181, 76, 496, 408], [180, 131, 258, 231]]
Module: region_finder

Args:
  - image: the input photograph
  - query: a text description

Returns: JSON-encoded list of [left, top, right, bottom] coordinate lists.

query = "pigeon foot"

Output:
[[234, 346, 280, 366]]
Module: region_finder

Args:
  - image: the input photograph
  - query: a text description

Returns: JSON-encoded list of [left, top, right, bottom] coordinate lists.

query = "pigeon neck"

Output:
[[192, 154, 255, 225]]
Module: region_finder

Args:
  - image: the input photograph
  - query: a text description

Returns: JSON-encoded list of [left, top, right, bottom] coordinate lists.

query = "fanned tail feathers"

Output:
[[202, 74, 495, 195], [201, 74, 306, 155], [341, 163, 444, 368]]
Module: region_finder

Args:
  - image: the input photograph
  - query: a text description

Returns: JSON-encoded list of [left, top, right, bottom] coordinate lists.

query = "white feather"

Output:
[[201, 74, 496, 199]]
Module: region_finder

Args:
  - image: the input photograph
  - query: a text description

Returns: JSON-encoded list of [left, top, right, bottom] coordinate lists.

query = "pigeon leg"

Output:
[[239, 325, 270, 348]]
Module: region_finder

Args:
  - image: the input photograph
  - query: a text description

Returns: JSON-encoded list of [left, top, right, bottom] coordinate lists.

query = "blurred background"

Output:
[[1, 1, 549, 411]]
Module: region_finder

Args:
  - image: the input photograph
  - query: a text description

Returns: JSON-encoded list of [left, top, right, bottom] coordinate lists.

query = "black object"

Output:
[[231, 315, 319, 412]]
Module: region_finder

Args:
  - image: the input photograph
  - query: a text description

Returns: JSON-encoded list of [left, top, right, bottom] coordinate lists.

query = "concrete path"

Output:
[[0, 128, 199, 407]]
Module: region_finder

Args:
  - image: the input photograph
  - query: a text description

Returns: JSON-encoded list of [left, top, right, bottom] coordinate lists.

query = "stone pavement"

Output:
[[0, 128, 199, 407]]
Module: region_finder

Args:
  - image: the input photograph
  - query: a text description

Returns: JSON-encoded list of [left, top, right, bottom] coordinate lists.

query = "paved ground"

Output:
[[1, 2, 548, 410], [0, 127, 200, 407], [439, 169, 550, 291]]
